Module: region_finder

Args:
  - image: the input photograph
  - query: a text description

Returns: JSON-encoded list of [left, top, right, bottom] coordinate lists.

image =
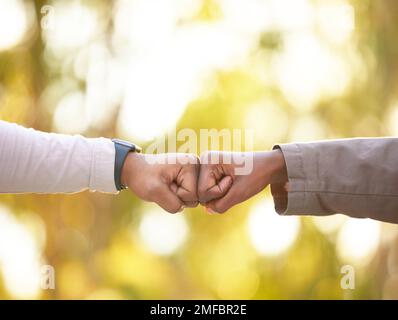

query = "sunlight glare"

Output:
[[317, 1, 355, 44], [53, 91, 89, 134], [0, 0, 29, 51], [274, 33, 351, 110], [0, 206, 43, 299], [247, 200, 300, 256], [312, 214, 347, 235], [138, 207, 189, 256], [387, 102, 398, 136], [337, 218, 380, 266], [43, 1, 98, 51]]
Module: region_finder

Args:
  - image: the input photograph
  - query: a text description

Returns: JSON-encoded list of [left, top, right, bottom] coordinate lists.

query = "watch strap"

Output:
[[112, 139, 141, 191]]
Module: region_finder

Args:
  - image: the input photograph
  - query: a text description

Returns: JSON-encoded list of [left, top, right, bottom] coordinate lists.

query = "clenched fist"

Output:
[[198, 150, 288, 213], [121, 153, 200, 213]]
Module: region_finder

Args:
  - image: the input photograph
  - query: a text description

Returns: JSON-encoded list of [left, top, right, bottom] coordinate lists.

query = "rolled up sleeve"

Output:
[[271, 138, 398, 224]]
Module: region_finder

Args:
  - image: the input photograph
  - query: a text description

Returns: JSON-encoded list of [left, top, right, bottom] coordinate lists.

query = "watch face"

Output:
[[112, 138, 141, 152], [112, 138, 134, 148]]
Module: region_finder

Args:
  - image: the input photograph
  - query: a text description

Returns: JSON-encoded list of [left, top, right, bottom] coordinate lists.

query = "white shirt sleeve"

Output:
[[0, 120, 118, 194]]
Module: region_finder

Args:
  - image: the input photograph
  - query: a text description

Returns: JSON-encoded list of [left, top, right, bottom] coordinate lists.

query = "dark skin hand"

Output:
[[198, 150, 288, 213]]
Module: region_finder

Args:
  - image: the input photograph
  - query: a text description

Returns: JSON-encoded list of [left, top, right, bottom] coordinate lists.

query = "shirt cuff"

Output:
[[271, 143, 309, 216], [88, 138, 118, 194]]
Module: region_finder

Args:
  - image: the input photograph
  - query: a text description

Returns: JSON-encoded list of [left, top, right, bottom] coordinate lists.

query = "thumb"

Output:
[[155, 184, 185, 214], [171, 182, 198, 208], [205, 183, 239, 214], [199, 175, 233, 204]]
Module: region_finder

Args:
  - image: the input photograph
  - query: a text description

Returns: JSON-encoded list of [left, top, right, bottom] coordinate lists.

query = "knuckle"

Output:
[[197, 181, 206, 193], [160, 202, 181, 214], [190, 201, 199, 208], [167, 207, 180, 214], [178, 153, 200, 166], [184, 201, 198, 208], [187, 153, 200, 165], [198, 164, 209, 177], [214, 202, 228, 214], [200, 151, 212, 164], [197, 187, 208, 200], [179, 190, 198, 202], [173, 203, 184, 213], [197, 191, 205, 200]]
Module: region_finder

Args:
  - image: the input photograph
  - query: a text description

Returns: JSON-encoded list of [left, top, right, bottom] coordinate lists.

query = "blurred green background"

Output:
[[0, 0, 398, 299]]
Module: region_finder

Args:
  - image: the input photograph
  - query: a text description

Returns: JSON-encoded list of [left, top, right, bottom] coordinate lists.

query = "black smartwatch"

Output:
[[112, 138, 142, 191]]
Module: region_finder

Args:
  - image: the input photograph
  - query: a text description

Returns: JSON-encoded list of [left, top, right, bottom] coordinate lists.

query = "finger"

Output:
[[184, 201, 199, 208], [177, 187, 198, 203], [170, 168, 199, 205], [170, 182, 178, 193], [155, 185, 185, 213], [172, 179, 197, 207], [171, 184, 198, 207], [177, 163, 199, 202], [205, 183, 242, 214], [198, 164, 214, 193], [198, 174, 233, 204]]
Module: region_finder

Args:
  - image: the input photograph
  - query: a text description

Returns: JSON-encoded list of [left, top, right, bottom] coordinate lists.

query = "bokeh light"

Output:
[[0, 206, 44, 299], [247, 200, 300, 256], [53, 91, 88, 134], [0, 0, 29, 51], [274, 33, 352, 110], [312, 214, 347, 235], [138, 207, 189, 256], [42, 1, 99, 52], [337, 218, 381, 266], [387, 101, 398, 136], [317, 1, 355, 44]]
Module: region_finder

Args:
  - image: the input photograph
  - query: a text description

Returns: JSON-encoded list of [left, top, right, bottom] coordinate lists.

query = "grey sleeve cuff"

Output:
[[272, 143, 338, 216]]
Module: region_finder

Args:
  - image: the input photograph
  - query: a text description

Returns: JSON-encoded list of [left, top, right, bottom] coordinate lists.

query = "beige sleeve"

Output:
[[271, 138, 398, 224]]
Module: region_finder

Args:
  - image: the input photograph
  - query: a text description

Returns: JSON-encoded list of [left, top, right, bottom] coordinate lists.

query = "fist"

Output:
[[198, 150, 287, 213], [122, 153, 200, 213]]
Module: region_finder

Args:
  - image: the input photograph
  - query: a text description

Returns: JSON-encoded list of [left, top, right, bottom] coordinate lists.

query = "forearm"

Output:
[[0, 120, 117, 194], [270, 138, 398, 224]]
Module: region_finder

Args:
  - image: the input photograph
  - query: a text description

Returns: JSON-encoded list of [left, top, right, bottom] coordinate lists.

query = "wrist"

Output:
[[112, 139, 142, 190], [269, 149, 289, 213], [269, 149, 288, 184], [121, 152, 141, 188]]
